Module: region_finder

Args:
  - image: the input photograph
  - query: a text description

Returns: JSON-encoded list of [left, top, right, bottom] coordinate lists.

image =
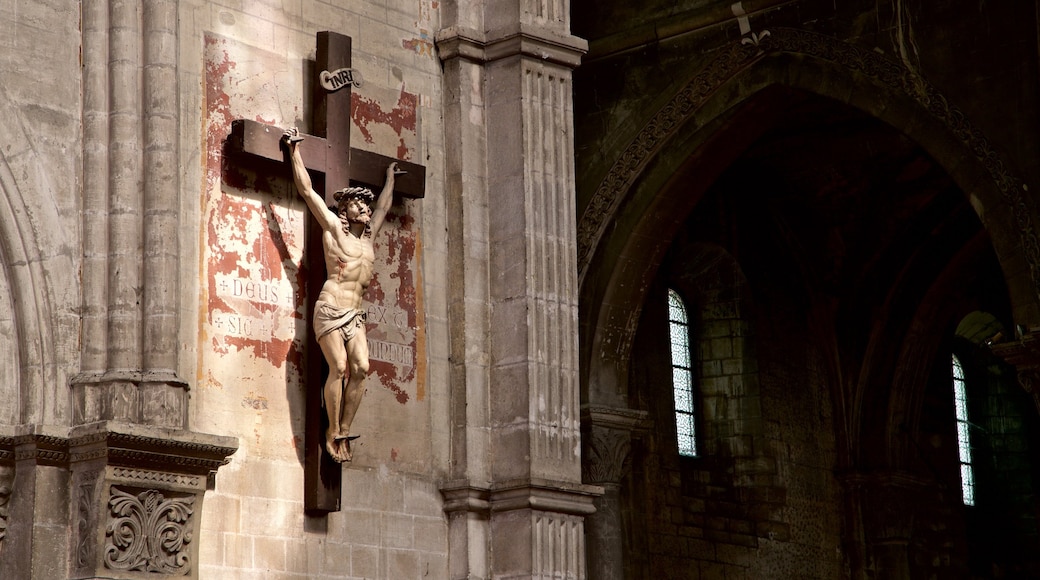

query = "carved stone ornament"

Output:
[[580, 406, 649, 485], [0, 465, 12, 556], [576, 27, 1040, 297], [582, 427, 631, 485], [105, 487, 196, 575]]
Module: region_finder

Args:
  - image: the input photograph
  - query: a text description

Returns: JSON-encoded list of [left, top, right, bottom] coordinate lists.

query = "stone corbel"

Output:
[[441, 478, 601, 519], [989, 330, 1040, 415]]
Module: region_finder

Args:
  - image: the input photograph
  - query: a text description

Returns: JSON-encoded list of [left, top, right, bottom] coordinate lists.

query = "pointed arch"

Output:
[[579, 28, 1039, 429], [0, 84, 75, 426]]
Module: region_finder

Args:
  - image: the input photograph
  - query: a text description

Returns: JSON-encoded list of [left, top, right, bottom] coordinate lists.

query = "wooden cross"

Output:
[[228, 31, 425, 514]]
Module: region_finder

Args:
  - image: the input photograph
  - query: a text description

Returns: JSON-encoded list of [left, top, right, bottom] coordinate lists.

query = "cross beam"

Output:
[[228, 119, 426, 200]]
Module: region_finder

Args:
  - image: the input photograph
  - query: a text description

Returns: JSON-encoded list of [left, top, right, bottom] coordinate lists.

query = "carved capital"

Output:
[[580, 406, 648, 484], [70, 370, 190, 428], [582, 426, 631, 485]]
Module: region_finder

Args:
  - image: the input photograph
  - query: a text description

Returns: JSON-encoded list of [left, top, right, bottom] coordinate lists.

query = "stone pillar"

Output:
[[1, 429, 71, 580], [0, 423, 237, 580], [74, 0, 188, 428], [437, 1, 599, 576], [845, 471, 925, 580], [581, 407, 647, 580]]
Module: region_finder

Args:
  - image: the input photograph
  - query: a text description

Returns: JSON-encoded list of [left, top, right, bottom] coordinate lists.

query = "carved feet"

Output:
[[325, 431, 360, 463]]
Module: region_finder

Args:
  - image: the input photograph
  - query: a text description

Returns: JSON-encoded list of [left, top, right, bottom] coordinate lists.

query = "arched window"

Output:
[[668, 289, 697, 457], [952, 354, 975, 506]]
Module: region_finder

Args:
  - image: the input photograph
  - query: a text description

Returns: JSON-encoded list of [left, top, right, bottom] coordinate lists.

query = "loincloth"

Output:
[[313, 300, 367, 343]]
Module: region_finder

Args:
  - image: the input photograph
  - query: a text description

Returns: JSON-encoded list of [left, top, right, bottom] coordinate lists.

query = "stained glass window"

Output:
[[952, 354, 975, 506], [668, 289, 697, 457]]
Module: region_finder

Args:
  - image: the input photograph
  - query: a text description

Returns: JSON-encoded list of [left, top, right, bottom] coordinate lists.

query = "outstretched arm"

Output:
[[367, 162, 398, 237], [283, 128, 338, 231]]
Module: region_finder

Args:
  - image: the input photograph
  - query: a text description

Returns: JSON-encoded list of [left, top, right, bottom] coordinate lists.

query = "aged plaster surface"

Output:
[[200, 33, 424, 465]]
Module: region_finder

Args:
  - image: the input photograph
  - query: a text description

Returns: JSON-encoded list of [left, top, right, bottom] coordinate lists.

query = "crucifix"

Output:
[[228, 31, 425, 513]]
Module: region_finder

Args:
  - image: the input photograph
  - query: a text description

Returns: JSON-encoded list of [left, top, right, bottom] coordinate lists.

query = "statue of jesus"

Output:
[[283, 127, 397, 462]]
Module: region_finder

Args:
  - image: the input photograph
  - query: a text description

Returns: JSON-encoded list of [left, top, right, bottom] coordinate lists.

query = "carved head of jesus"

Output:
[[333, 186, 375, 226]]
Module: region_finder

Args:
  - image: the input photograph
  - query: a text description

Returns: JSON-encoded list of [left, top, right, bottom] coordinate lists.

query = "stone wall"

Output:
[[623, 240, 843, 579], [177, 1, 452, 577]]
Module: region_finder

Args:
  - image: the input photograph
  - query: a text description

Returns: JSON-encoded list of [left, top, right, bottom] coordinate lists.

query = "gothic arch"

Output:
[[579, 27, 1039, 418], [0, 84, 73, 426]]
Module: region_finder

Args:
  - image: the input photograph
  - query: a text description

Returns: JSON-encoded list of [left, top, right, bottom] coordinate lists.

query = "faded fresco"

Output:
[[199, 33, 425, 469]]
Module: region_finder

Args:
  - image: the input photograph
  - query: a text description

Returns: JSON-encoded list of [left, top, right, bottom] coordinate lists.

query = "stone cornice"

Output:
[[0, 422, 238, 475], [581, 405, 650, 431], [435, 24, 588, 68], [70, 368, 189, 389], [441, 478, 602, 517], [440, 481, 491, 514]]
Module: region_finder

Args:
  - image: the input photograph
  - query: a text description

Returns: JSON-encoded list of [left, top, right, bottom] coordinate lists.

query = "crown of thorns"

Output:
[[333, 186, 374, 205]]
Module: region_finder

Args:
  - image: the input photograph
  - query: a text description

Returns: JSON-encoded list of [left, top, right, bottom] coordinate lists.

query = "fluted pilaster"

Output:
[[438, 4, 596, 576]]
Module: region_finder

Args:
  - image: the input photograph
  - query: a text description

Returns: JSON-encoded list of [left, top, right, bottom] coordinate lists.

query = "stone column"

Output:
[[581, 407, 647, 580], [437, 1, 599, 576], [1, 429, 70, 580], [845, 471, 925, 580], [74, 0, 188, 428]]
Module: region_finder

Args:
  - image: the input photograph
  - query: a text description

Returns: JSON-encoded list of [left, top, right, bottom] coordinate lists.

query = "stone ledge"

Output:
[[0, 422, 238, 477], [435, 25, 588, 68], [441, 478, 602, 517]]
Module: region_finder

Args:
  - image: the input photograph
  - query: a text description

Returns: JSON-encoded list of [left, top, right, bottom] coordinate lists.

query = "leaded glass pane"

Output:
[[954, 395, 968, 422], [668, 290, 687, 324], [673, 375, 692, 412], [670, 330, 690, 367], [952, 354, 975, 507], [957, 423, 971, 462], [676, 412, 697, 457], [961, 464, 975, 506], [952, 355, 964, 381]]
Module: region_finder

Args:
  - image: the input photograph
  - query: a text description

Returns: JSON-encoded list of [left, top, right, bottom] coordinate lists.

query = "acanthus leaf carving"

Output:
[[582, 426, 632, 485], [104, 487, 195, 575]]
